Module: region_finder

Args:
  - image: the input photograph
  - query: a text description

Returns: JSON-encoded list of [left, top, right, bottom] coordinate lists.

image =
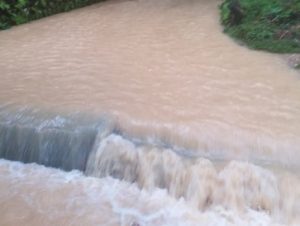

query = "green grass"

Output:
[[220, 0, 300, 53], [0, 0, 105, 30]]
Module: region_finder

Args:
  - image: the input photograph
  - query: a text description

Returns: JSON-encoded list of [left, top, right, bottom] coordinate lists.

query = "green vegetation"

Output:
[[220, 0, 300, 53], [0, 0, 104, 30]]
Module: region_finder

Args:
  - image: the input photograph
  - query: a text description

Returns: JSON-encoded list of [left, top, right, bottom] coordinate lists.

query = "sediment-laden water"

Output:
[[0, 0, 299, 225]]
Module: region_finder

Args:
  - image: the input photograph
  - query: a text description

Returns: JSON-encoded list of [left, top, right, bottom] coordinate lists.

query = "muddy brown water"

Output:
[[0, 0, 299, 225]]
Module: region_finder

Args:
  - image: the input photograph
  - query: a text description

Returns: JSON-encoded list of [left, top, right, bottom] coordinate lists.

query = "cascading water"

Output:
[[0, 108, 299, 225], [0, 0, 299, 225], [0, 109, 100, 171]]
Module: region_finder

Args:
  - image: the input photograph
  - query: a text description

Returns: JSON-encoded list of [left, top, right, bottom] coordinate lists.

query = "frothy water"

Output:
[[0, 109, 299, 225], [0, 159, 298, 226], [0, 0, 300, 225]]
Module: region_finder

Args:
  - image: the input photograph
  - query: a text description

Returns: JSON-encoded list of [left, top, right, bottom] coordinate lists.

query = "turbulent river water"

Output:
[[0, 0, 300, 225]]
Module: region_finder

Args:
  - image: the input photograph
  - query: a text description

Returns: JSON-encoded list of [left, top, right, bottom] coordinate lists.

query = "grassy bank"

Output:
[[0, 0, 105, 30], [220, 0, 300, 53]]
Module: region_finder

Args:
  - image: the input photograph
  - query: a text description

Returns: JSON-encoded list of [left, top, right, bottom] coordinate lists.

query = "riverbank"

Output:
[[0, 0, 105, 30], [220, 0, 300, 54], [1, 0, 300, 225]]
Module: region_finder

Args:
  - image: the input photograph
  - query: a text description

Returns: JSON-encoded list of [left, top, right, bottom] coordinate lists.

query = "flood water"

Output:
[[0, 0, 299, 225]]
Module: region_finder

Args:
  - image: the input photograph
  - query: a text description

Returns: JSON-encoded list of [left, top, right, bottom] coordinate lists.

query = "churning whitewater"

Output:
[[0, 0, 299, 225], [0, 107, 299, 226], [1, 159, 295, 226]]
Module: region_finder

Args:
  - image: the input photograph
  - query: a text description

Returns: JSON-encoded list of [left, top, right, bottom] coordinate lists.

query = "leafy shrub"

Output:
[[0, 0, 105, 30], [220, 0, 300, 53]]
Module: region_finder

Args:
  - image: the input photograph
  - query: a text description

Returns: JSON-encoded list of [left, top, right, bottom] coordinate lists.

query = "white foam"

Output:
[[0, 159, 297, 226]]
